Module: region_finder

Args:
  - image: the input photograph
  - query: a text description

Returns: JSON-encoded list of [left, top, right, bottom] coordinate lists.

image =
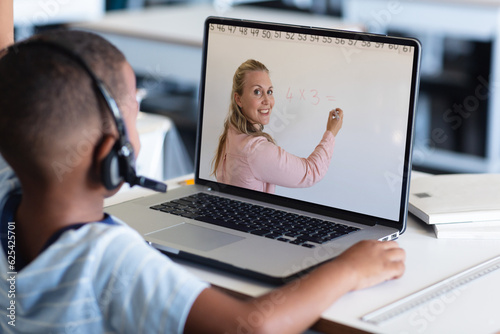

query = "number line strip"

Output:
[[209, 24, 413, 54]]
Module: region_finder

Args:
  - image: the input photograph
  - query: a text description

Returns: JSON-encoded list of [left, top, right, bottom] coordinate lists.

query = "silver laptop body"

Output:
[[107, 17, 421, 283]]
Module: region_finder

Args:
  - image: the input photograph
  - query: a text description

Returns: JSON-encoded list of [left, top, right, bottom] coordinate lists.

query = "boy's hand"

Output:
[[334, 240, 406, 291]]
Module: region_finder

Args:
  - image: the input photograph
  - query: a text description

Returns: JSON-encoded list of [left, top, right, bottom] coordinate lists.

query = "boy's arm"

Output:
[[185, 240, 405, 334], [0, 0, 14, 50]]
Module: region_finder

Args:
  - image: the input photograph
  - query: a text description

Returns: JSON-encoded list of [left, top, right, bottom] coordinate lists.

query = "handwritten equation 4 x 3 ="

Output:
[[285, 87, 336, 106]]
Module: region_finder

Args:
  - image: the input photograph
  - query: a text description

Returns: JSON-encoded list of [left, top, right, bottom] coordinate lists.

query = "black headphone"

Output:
[[16, 37, 167, 193]]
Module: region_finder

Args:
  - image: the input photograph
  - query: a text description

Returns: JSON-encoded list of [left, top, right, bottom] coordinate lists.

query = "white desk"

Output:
[[174, 215, 500, 334], [14, 0, 103, 26], [72, 3, 359, 85], [14, 0, 104, 40], [105, 175, 500, 334], [134, 112, 193, 181], [134, 112, 172, 181]]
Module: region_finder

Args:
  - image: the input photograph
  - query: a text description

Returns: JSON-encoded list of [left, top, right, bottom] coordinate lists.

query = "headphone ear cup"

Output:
[[101, 149, 123, 190]]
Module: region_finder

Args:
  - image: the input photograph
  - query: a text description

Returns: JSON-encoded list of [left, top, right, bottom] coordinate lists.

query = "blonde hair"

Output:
[[212, 59, 275, 176]]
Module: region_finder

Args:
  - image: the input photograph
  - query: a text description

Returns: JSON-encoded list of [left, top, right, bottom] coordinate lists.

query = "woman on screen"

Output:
[[212, 59, 343, 194]]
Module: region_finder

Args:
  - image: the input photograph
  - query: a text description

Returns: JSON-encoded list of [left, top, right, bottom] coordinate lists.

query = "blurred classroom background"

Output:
[[13, 0, 500, 179]]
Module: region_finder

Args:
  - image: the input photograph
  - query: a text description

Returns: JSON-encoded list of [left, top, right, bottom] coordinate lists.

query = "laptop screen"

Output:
[[196, 17, 420, 229]]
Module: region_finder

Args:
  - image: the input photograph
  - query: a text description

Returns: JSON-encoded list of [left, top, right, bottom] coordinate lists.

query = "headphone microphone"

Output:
[[22, 37, 167, 193], [135, 175, 168, 192]]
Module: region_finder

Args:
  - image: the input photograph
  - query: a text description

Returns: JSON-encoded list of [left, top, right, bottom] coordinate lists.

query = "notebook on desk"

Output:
[[107, 17, 421, 283]]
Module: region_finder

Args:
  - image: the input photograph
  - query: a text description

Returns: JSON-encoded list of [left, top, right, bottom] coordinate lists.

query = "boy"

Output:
[[0, 29, 405, 333]]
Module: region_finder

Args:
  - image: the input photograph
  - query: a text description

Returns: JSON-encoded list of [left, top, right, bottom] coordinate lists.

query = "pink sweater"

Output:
[[216, 126, 335, 193]]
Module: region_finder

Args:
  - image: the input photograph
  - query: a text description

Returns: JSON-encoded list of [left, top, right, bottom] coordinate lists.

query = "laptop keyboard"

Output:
[[150, 193, 360, 249]]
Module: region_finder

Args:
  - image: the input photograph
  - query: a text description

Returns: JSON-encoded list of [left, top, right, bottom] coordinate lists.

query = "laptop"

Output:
[[107, 17, 421, 283]]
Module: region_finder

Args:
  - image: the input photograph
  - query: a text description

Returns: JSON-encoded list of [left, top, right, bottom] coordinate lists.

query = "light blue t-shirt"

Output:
[[0, 155, 208, 333]]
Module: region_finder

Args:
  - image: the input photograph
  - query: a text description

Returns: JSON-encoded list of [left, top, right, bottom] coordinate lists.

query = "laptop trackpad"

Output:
[[147, 223, 244, 252]]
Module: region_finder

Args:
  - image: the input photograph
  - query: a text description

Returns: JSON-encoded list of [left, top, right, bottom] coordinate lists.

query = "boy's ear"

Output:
[[93, 135, 121, 190]]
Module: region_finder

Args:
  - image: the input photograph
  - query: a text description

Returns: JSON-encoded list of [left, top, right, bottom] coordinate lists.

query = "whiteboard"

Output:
[[199, 24, 417, 221]]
